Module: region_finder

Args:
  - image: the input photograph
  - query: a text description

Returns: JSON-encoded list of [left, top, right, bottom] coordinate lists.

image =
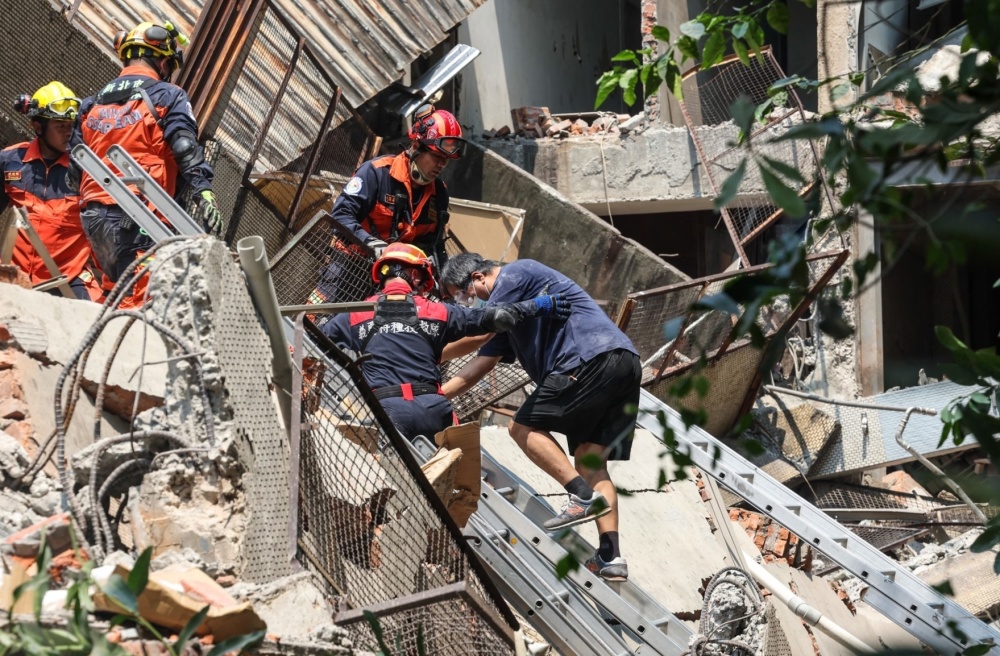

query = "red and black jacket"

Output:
[[320, 280, 492, 392], [0, 139, 93, 284]]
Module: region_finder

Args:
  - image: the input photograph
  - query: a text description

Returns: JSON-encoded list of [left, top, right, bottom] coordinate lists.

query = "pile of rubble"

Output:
[[482, 105, 647, 140], [0, 240, 355, 655]]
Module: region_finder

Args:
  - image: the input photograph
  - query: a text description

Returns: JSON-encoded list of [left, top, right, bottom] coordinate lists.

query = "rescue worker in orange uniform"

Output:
[[1, 82, 102, 301], [69, 20, 221, 307], [311, 105, 465, 304]]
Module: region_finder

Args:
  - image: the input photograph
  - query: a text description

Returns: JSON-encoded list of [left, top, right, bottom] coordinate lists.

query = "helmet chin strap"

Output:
[[408, 149, 433, 186]]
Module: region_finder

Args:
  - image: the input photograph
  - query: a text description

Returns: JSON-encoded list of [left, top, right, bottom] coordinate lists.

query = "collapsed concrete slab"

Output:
[[443, 142, 690, 312]]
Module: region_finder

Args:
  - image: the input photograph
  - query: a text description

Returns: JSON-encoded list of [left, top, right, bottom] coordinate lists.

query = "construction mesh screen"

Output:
[[197, 1, 377, 253], [680, 48, 833, 264], [442, 355, 533, 423], [0, 0, 120, 149], [268, 213, 377, 315], [296, 323, 516, 655]]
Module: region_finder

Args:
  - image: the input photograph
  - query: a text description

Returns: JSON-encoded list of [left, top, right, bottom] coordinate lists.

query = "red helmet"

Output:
[[408, 105, 466, 159], [371, 243, 436, 293]]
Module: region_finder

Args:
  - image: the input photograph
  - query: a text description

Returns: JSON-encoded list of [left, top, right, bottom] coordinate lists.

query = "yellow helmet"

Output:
[[13, 81, 80, 121], [114, 20, 188, 67]]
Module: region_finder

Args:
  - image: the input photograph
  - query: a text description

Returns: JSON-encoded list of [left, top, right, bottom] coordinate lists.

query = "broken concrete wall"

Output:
[[442, 143, 690, 309], [480, 117, 821, 213]]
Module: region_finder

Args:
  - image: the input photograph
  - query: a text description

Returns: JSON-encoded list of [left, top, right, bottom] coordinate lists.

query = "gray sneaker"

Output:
[[542, 491, 611, 530], [585, 552, 629, 581]]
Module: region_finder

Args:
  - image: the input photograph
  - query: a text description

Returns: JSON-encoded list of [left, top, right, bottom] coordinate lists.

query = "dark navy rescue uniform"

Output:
[[69, 65, 213, 306], [479, 259, 641, 459], [312, 152, 449, 305], [321, 279, 495, 440]]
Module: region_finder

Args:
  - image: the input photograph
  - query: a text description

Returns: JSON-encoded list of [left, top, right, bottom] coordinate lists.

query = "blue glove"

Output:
[[532, 293, 571, 320]]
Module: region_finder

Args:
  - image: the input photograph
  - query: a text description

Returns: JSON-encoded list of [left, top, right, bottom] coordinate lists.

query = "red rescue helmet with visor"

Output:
[[408, 105, 466, 160], [371, 243, 436, 294]]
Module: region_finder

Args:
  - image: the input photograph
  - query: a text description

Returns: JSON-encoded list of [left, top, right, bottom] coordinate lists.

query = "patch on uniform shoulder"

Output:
[[4, 171, 21, 182], [344, 176, 363, 195]]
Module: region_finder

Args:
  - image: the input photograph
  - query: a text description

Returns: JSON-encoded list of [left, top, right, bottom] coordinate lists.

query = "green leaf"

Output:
[[696, 292, 741, 316], [693, 376, 709, 398], [766, 2, 790, 34], [555, 553, 579, 579], [964, 644, 993, 656], [620, 68, 639, 106], [702, 30, 725, 69], [595, 70, 620, 110], [665, 58, 684, 101], [127, 547, 152, 596], [800, 0, 816, 9], [207, 630, 266, 656], [849, 71, 865, 86], [679, 20, 706, 39], [745, 31, 764, 62], [733, 38, 751, 67], [932, 580, 955, 596], [935, 325, 969, 353], [761, 156, 807, 185], [732, 21, 749, 39], [731, 96, 756, 136], [101, 575, 139, 615], [677, 36, 700, 63], [174, 605, 210, 653], [611, 49, 640, 64], [830, 83, 851, 101], [715, 159, 747, 210], [651, 25, 671, 42], [578, 453, 604, 469], [969, 523, 1000, 553], [363, 610, 393, 654], [760, 165, 807, 216]]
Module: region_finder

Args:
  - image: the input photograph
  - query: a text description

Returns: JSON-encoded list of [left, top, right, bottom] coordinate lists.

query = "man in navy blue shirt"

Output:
[[321, 244, 569, 442], [441, 254, 641, 581]]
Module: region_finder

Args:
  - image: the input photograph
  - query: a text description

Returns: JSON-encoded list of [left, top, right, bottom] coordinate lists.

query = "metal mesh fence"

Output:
[[442, 355, 533, 424], [617, 249, 847, 435], [680, 48, 835, 265], [295, 321, 517, 654], [194, 1, 377, 254], [268, 212, 377, 313]]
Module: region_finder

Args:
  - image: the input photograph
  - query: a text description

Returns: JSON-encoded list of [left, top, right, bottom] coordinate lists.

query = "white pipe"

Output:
[[742, 552, 876, 653]]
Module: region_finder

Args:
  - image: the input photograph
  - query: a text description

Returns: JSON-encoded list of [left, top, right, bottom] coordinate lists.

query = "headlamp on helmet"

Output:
[[14, 81, 80, 122]]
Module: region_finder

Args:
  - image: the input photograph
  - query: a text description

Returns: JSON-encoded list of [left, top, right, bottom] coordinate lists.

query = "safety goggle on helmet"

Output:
[[14, 81, 81, 121], [408, 105, 467, 160]]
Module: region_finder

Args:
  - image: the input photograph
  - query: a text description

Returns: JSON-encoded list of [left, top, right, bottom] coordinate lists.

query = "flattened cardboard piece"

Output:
[[0, 558, 35, 614], [421, 447, 463, 504], [93, 565, 266, 640], [434, 423, 482, 527]]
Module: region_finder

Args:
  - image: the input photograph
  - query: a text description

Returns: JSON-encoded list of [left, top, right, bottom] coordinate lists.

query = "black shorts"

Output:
[[514, 348, 641, 460]]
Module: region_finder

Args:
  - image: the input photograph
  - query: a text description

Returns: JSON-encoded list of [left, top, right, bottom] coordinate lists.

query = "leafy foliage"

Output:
[[596, 0, 1000, 634], [0, 545, 263, 656]]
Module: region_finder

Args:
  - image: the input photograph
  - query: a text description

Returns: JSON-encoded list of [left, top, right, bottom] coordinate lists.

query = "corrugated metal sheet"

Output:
[[53, 0, 485, 106]]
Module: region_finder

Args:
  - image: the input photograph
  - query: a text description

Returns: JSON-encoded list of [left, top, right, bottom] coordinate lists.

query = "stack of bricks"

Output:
[[730, 508, 814, 572]]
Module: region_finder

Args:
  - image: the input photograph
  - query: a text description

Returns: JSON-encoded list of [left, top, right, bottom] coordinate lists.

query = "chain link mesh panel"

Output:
[[618, 252, 848, 434], [680, 48, 836, 264], [296, 323, 516, 654], [268, 213, 377, 313], [194, 1, 376, 254]]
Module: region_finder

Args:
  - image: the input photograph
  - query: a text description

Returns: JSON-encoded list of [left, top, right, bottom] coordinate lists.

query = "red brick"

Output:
[[0, 350, 15, 370], [0, 369, 23, 400], [0, 397, 27, 420], [3, 421, 36, 456]]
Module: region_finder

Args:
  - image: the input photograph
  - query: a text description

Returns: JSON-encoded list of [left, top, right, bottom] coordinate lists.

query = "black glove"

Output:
[[486, 293, 572, 332], [194, 190, 223, 236], [529, 293, 571, 320], [366, 238, 388, 257]]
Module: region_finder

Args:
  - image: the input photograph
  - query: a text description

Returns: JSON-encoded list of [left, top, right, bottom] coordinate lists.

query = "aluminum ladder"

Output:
[[635, 389, 1000, 656]]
